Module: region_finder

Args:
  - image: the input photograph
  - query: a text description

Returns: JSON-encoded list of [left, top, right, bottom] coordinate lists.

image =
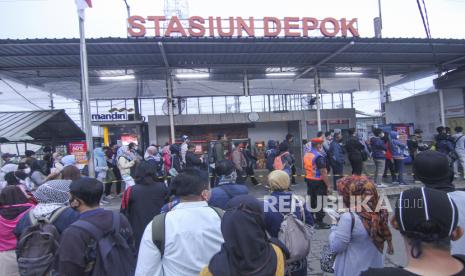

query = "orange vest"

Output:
[[304, 150, 322, 180]]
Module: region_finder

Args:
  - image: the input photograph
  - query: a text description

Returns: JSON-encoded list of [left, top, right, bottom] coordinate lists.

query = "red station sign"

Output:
[[127, 16, 360, 38]]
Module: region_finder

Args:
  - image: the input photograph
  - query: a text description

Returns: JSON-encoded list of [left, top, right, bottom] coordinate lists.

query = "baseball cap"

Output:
[[181, 135, 189, 141], [413, 151, 453, 190], [311, 138, 324, 144], [1, 153, 16, 159], [396, 187, 458, 240], [25, 150, 35, 157]]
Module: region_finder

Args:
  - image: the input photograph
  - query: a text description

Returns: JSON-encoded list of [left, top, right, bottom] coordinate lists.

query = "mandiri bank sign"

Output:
[[127, 16, 360, 38]]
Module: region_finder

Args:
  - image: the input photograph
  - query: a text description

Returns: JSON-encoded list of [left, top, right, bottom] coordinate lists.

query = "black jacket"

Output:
[[345, 136, 365, 160]]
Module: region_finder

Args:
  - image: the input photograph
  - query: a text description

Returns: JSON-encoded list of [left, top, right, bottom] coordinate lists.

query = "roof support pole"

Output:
[[314, 70, 322, 131], [438, 71, 446, 126], [78, 17, 94, 177], [378, 66, 386, 115], [165, 72, 175, 143]]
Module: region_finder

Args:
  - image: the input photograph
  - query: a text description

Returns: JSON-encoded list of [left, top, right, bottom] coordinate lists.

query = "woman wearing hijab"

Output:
[[93, 147, 108, 183], [200, 195, 287, 276], [0, 186, 35, 276], [329, 175, 394, 276], [14, 180, 79, 237], [120, 161, 169, 251], [264, 170, 313, 276], [117, 145, 136, 190]]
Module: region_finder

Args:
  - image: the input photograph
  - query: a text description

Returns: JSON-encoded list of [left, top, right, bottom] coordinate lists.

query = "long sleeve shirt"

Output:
[[135, 201, 224, 276], [329, 213, 383, 276]]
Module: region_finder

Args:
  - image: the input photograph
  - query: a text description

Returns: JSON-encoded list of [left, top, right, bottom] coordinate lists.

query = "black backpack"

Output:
[[71, 211, 136, 276], [16, 206, 68, 276]]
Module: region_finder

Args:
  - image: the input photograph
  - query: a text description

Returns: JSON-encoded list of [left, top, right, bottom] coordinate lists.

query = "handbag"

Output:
[[320, 212, 355, 273]]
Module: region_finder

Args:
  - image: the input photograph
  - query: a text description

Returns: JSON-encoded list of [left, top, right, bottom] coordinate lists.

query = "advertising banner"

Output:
[[68, 142, 88, 165]]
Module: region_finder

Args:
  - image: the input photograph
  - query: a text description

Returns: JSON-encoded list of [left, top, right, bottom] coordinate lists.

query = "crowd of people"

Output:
[[0, 127, 464, 276]]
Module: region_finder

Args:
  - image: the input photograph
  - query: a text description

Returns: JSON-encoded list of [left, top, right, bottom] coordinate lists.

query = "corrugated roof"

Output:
[[0, 110, 85, 143], [1, 36, 464, 98]]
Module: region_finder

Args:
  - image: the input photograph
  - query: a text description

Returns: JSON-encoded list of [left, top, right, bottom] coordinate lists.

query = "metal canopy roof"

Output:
[[0, 36, 464, 99], [0, 110, 85, 143]]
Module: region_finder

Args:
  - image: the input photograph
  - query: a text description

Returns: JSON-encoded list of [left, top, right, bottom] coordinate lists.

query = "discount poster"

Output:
[[68, 142, 87, 165]]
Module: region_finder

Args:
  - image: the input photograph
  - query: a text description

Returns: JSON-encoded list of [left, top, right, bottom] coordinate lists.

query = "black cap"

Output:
[[396, 187, 458, 240], [413, 151, 453, 190], [25, 150, 35, 157]]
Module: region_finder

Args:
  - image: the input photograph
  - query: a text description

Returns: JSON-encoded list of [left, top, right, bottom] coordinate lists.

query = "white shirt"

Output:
[[450, 190, 465, 255], [453, 133, 465, 153], [181, 142, 188, 164], [135, 201, 224, 276]]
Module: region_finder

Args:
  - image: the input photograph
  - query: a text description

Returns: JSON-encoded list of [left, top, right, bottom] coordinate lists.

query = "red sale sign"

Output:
[[68, 142, 88, 165]]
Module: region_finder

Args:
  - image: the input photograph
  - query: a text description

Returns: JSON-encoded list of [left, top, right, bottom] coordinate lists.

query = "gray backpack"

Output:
[[278, 204, 312, 263]]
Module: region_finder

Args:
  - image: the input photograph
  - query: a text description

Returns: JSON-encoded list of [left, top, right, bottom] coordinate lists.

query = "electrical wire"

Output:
[[0, 78, 44, 110]]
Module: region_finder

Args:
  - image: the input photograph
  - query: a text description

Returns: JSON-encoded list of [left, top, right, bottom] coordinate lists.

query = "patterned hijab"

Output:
[[337, 175, 393, 253], [31, 180, 71, 219]]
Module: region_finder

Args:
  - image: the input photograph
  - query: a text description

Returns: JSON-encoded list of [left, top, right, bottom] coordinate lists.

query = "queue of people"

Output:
[[1, 127, 465, 275]]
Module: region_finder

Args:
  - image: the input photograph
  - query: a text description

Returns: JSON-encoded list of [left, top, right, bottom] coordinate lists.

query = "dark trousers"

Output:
[[384, 159, 396, 182], [330, 161, 344, 190], [105, 166, 122, 195], [394, 159, 405, 183], [245, 167, 259, 185], [349, 156, 363, 175], [291, 165, 297, 184], [236, 168, 246, 184], [306, 179, 327, 224]]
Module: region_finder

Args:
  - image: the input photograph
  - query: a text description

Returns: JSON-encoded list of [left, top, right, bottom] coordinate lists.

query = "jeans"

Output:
[[236, 168, 246, 184], [394, 159, 405, 184], [384, 159, 396, 182], [454, 152, 465, 177], [330, 161, 344, 190], [374, 159, 386, 185]]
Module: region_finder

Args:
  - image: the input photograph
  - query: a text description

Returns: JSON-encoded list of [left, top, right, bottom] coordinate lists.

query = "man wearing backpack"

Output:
[[265, 140, 278, 172], [135, 168, 224, 276], [304, 138, 332, 230], [58, 178, 136, 276]]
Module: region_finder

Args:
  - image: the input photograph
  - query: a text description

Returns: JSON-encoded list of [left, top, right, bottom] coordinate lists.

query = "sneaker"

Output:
[[314, 222, 331, 230], [399, 182, 409, 186], [392, 181, 400, 185], [377, 184, 388, 188], [414, 180, 422, 184], [100, 199, 110, 205]]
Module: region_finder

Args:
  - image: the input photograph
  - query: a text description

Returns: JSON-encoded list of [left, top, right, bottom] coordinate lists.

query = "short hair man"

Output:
[[135, 169, 224, 276], [59, 178, 136, 275], [413, 150, 465, 255], [361, 187, 464, 275], [304, 138, 331, 229]]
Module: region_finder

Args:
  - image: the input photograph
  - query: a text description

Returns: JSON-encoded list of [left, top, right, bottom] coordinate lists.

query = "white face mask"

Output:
[[24, 168, 31, 174]]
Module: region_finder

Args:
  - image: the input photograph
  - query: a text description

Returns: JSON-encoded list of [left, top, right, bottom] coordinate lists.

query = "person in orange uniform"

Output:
[[304, 138, 332, 229]]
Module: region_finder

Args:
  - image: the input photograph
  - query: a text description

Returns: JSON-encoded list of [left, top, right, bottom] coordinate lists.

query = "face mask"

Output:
[[380, 133, 385, 138], [24, 168, 31, 174], [397, 135, 400, 139]]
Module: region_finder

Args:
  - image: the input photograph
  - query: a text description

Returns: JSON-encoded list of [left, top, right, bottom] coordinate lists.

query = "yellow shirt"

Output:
[[199, 243, 285, 276]]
